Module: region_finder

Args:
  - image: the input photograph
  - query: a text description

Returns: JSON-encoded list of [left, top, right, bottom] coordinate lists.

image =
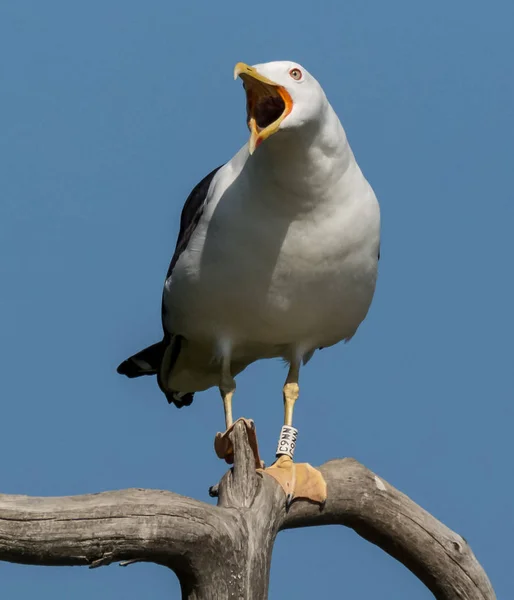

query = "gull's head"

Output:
[[234, 60, 326, 154]]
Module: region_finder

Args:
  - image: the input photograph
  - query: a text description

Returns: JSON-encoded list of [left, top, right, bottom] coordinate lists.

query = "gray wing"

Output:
[[118, 165, 224, 409], [161, 165, 224, 332], [165, 165, 224, 279]]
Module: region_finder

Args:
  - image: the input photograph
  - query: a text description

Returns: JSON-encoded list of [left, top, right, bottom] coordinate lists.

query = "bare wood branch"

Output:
[[281, 459, 495, 600], [0, 488, 225, 571], [0, 421, 496, 600]]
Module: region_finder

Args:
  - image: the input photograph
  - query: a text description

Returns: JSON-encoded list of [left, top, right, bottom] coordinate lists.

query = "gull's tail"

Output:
[[117, 338, 194, 408], [117, 341, 165, 378]]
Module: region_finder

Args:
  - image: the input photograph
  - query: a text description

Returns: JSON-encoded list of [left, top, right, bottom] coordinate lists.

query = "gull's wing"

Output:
[[165, 165, 224, 280]]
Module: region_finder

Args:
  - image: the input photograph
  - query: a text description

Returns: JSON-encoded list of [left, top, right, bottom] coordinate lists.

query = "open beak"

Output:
[[234, 62, 293, 154]]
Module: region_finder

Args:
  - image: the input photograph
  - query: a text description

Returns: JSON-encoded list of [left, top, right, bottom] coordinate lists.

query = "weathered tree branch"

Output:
[[0, 421, 495, 599]]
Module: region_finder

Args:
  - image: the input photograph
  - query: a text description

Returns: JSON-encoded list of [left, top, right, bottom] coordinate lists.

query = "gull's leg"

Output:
[[262, 355, 327, 508], [213, 345, 261, 467], [284, 359, 300, 427], [220, 353, 235, 432]]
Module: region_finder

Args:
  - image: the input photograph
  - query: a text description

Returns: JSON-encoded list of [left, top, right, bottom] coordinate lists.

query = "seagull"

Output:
[[118, 60, 380, 506]]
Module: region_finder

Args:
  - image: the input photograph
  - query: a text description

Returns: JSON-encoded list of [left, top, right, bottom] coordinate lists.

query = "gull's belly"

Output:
[[165, 205, 379, 352], [231, 254, 376, 347]]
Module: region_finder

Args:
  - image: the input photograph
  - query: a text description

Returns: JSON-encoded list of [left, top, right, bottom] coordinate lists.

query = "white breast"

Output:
[[164, 154, 380, 358]]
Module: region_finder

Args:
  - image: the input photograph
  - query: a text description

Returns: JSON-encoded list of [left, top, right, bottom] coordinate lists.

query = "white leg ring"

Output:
[[276, 425, 298, 459]]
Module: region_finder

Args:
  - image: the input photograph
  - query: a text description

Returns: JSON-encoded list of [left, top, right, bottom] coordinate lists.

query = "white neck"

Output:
[[246, 103, 355, 201]]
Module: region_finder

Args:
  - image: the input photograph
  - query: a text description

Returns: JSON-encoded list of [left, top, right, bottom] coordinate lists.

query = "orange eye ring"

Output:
[[289, 68, 302, 81]]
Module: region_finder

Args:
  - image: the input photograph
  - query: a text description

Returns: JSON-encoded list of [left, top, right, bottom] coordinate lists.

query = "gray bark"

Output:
[[0, 421, 495, 599]]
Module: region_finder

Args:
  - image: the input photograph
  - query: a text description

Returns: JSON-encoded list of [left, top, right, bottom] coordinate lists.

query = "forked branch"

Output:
[[0, 421, 495, 599]]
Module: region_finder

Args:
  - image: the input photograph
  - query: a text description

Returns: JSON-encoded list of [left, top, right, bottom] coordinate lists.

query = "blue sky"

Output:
[[1, 0, 512, 597]]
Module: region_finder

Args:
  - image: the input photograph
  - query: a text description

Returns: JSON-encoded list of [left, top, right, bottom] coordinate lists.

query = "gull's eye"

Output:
[[289, 68, 303, 81]]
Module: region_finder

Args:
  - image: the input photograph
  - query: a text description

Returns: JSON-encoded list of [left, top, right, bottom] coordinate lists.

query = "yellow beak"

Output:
[[234, 62, 293, 154]]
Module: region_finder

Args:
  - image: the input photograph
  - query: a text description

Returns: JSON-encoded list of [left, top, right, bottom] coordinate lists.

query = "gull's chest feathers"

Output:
[[165, 172, 380, 349]]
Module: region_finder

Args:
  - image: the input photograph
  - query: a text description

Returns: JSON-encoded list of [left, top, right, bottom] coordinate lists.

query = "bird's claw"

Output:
[[214, 432, 234, 464], [262, 455, 327, 508], [214, 417, 262, 468]]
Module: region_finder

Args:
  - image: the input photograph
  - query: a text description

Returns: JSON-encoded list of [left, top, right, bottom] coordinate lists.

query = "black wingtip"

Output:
[[116, 341, 165, 378], [117, 359, 137, 378], [117, 358, 155, 378], [118, 340, 195, 409]]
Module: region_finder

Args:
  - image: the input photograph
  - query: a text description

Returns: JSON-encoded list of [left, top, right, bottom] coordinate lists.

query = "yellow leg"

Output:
[[214, 351, 262, 468], [220, 354, 235, 431], [214, 354, 236, 461], [283, 360, 300, 427], [222, 390, 234, 430], [262, 355, 327, 508]]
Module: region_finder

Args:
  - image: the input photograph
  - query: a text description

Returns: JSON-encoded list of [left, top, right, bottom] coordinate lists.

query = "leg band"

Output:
[[276, 425, 298, 459]]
